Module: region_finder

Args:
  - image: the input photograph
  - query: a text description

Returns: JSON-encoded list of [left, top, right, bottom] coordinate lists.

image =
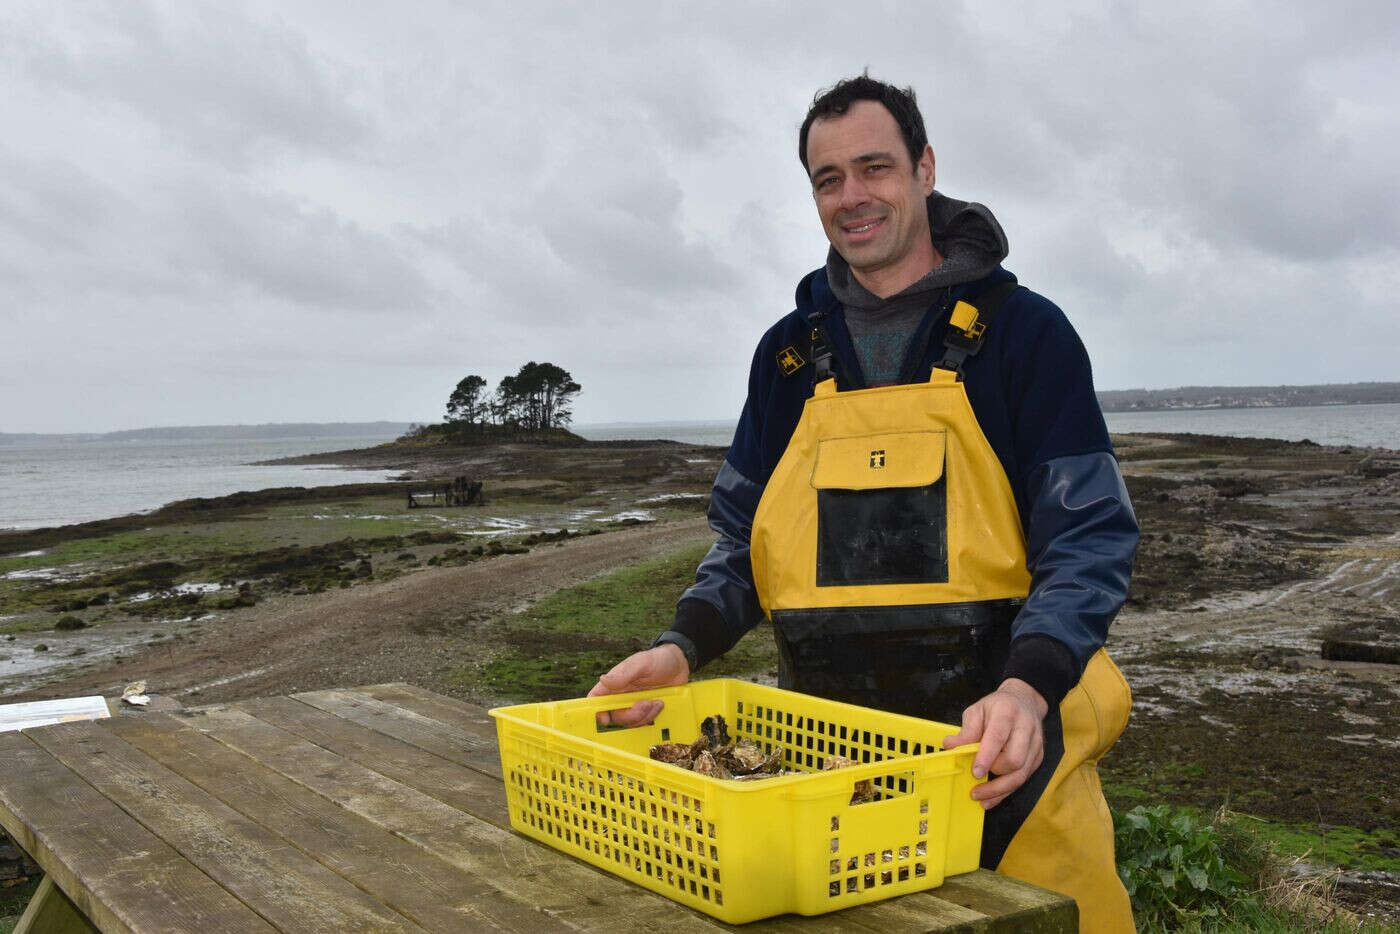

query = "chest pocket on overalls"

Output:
[[811, 430, 948, 586]]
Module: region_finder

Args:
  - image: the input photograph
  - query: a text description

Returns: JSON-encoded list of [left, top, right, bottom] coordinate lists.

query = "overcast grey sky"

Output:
[[2, 1, 1396, 432]]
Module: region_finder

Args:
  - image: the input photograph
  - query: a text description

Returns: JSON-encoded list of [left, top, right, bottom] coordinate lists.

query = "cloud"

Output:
[[168, 178, 433, 313], [4, 0, 369, 167], [0, 0, 1397, 432], [0, 149, 429, 313]]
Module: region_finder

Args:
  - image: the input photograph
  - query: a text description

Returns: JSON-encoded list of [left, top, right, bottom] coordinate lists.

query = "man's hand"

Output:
[[586, 644, 691, 727], [942, 678, 1049, 810]]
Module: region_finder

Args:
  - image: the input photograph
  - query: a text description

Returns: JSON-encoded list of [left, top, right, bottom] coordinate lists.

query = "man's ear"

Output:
[[918, 144, 936, 195]]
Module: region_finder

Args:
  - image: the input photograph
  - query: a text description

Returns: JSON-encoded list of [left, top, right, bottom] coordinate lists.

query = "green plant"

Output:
[[1115, 804, 1250, 929], [0, 877, 41, 934]]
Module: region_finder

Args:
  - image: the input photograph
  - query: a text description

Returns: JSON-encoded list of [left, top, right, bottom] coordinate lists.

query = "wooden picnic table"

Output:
[[0, 684, 1076, 933]]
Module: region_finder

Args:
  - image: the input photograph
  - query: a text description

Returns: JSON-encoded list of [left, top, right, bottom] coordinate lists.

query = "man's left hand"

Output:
[[942, 679, 1049, 810]]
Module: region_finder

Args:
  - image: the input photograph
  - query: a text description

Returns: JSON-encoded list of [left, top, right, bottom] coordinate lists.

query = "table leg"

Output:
[[12, 876, 98, 934]]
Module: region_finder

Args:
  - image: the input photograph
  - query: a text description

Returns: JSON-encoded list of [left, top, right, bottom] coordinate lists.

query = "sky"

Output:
[[2, 1, 1397, 433]]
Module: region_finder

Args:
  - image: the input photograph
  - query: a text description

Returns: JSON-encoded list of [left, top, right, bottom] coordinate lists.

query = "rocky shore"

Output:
[[2, 432, 1398, 916]]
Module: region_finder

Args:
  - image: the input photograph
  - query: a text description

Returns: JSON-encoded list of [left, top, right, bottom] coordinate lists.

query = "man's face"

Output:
[[805, 100, 936, 286]]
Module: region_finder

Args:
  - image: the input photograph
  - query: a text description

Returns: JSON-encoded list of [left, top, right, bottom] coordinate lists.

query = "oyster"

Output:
[[823, 755, 876, 803], [647, 716, 792, 784], [727, 744, 784, 775], [648, 742, 696, 771], [693, 749, 733, 779], [700, 714, 731, 748]]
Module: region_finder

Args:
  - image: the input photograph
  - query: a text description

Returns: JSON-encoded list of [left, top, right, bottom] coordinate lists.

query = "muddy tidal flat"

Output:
[[2, 432, 1398, 914]]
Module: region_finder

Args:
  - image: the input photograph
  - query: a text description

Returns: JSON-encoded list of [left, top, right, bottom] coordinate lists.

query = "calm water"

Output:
[[2, 406, 1395, 533], [0, 435, 403, 531], [1102, 402, 1400, 448], [578, 403, 1400, 450]]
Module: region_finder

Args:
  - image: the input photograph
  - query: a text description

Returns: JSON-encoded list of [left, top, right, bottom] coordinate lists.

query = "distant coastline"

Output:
[[1096, 381, 1400, 412], [5, 382, 1400, 443], [0, 421, 415, 446]]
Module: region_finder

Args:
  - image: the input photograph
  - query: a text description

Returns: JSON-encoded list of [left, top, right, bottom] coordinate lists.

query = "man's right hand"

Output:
[[587, 643, 691, 727]]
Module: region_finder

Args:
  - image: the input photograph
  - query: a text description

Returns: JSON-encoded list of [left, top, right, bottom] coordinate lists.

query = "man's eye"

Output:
[[815, 177, 838, 191], [866, 164, 890, 174]]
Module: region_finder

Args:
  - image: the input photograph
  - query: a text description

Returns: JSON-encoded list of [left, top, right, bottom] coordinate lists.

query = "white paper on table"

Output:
[[0, 696, 111, 732]]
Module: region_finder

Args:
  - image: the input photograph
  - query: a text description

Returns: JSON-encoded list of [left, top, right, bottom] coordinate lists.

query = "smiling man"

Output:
[[591, 75, 1139, 932]]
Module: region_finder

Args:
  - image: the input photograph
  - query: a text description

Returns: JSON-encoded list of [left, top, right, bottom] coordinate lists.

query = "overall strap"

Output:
[[807, 310, 838, 388], [934, 281, 1021, 379]]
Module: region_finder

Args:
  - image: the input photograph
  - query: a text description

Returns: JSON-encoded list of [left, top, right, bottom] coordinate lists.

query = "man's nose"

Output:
[[839, 175, 871, 210]]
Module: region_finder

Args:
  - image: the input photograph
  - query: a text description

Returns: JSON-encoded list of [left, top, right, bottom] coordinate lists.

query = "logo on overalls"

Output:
[[776, 346, 806, 376], [869, 449, 885, 469]]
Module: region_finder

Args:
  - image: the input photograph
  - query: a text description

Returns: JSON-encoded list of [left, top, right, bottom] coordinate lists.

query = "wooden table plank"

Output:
[[832, 894, 988, 933], [186, 704, 731, 934], [106, 712, 583, 934], [292, 688, 504, 779], [26, 722, 427, 934], [331, 687, 1069, 934], [3, 684, 1073, 934], [0, 731, 275, 934], [237, 696, 513, 825], [352, 682, 500, 741], [935, 871, 1078, 926], [284, 691, 989, 932]]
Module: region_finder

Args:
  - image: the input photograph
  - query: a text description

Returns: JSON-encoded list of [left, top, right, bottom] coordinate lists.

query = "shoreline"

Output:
[[5, 429, 1397, 545], [1, 436, 728, 546]]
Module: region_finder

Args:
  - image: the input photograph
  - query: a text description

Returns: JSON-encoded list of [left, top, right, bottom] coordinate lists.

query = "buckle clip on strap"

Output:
[[935, 282, 1018, 379], [808, 310, 836, 386]]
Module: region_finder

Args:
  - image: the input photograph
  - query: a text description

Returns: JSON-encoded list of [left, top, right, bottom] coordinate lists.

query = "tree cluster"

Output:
[[446, 362, 581, 431]]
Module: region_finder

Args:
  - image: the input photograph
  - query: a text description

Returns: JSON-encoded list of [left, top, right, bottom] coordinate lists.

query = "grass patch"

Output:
[[1249, 821, 1400, 875], [1104, 773, 1400, 876], [467, 541, 777, 702], [0, 877, 39, 934]]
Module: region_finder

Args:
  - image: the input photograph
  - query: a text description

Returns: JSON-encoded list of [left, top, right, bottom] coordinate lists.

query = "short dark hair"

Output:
[[798, 74, 928, 174]]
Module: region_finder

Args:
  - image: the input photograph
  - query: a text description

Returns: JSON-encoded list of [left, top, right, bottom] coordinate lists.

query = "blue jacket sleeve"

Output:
[[1000, 453, 1139, 705], [991, 293, 1139, 705], [655, 460, 766, 670]]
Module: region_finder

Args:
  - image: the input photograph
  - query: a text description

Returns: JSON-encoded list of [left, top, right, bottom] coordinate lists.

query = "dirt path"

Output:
[[13, 517, 712, 706]]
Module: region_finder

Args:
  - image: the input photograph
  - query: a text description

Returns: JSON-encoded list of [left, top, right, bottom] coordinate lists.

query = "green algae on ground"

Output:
[[1, 475, 708, 637], [1104, 778, 1400, 876], [1253, 820, 1400, 875], [0, 526, 466, 628], [465, 541, 778, 703]]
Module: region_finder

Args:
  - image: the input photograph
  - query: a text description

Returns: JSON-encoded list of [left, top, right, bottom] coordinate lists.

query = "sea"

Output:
[[577, 403, 1400, 451], [2, 404, 1397, 533], [0, 435, 405, 532]]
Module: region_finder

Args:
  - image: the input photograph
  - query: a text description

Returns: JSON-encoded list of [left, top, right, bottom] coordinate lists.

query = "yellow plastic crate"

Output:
[[489, 678, 984, 924]]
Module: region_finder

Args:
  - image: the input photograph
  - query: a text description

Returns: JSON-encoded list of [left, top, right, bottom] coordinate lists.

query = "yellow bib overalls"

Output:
[[748, 296, 1136, 933]]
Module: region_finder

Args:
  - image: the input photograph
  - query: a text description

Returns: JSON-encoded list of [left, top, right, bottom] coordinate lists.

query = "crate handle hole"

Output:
[[594, 699, 664, 731]]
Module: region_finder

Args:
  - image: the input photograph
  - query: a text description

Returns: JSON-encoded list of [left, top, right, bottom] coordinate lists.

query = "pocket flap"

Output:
[[811, 431, 946, 490]]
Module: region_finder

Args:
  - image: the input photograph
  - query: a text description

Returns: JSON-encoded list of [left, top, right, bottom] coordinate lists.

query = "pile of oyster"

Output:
[[649, 715, 783, 780], [649, 715, 876, 802]]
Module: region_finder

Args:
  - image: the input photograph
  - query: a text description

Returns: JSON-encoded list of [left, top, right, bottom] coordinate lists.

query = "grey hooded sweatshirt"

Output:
[[827, 191, 1009, 385]]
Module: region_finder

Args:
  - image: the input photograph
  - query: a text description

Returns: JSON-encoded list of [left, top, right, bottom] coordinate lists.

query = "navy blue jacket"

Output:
[[659, 265, 1139, 706]]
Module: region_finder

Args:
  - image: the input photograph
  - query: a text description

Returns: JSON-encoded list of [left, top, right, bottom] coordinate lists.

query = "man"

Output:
[[590, 75, 1137, 932]]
